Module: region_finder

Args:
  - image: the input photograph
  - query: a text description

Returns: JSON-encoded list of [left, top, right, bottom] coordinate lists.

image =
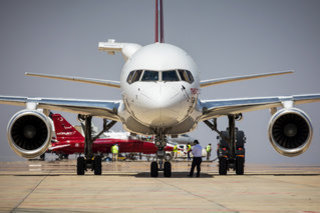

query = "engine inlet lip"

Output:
[[268, 108, 313, 157], [7, 110, 52, 159]]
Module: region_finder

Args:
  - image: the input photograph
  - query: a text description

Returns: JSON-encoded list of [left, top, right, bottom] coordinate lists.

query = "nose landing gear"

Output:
[[150, 134, 172, 177]]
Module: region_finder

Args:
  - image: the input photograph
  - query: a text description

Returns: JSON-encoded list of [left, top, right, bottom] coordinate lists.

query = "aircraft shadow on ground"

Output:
[[7, 173, 320, 177], [134, 172, 214, 178]]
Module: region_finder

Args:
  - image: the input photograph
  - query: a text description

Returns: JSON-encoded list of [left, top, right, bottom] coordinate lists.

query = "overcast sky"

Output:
[[0, 0, 319, 164]]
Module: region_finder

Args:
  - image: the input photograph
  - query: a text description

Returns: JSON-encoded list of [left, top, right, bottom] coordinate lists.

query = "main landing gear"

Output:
[[150, 134, 172, 177], [76, 115, 116, 175], [204, 114, 246, 175]]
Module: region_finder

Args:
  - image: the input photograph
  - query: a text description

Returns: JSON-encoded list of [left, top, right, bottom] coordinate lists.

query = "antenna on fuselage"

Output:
[[155, 0, 165, 43]]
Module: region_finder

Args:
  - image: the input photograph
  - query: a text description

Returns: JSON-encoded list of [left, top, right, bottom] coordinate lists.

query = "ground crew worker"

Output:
[[187, 143, 192, 160], [111, 144, 119, 161], [173, 144, 178, 159], [206, 143, 212, 160], [188, 140, 203, 177]]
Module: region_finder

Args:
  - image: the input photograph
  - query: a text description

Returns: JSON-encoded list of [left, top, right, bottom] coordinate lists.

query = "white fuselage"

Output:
[[118, 43, 202, 135]]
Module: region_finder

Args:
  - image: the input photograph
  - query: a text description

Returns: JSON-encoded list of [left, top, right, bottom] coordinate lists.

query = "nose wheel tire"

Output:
[[151, 161, 159, 177], [164, 162, 172, 177]]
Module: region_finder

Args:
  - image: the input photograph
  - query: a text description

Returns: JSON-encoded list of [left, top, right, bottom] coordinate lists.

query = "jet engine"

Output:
[[7, 110, 53, 159], [268, 108, 313, 157]]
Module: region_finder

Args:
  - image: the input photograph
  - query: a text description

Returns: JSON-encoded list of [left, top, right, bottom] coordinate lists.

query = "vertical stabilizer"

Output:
[[51, 114, 84, 141], [155, 0, 165, 43]]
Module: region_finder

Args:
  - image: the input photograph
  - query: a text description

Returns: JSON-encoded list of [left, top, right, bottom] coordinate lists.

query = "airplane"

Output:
[[1, 0, 320, 177], [168, 134, 196, 145], [47, 113, 174, 168]]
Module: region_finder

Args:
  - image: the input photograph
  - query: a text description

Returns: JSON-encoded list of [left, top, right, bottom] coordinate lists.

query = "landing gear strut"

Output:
[[76, 115, 116, 175], [204, 115, 246, 175], [150, 134, 172, 177]]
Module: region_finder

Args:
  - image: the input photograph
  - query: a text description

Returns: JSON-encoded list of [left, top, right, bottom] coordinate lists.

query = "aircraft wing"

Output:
[[0, 96, 121, 121], [25, 72, 120, 88], [200, 71, 293, 88], [200, 94, 320, 120]]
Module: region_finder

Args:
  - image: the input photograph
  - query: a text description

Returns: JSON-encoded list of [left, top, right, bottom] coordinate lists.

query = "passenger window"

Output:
[[141, 71, 159, 81], [162, 70, 179, 81], [127, 71, 135, 84], [131, 70, 143, 83]]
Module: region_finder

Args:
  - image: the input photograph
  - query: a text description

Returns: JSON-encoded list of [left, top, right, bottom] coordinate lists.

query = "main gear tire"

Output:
[[94, 156, 102, 175], [219, 157, 228, 175], [163, 161, 172, 177], [77, 156, 85, 175], [150, 161, 158, 177], [235, 156, 244, 175]]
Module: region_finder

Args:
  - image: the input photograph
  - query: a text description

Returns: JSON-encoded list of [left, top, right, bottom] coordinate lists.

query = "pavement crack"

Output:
[[11, 175, 47, 213], [156, 179, 236, 212]]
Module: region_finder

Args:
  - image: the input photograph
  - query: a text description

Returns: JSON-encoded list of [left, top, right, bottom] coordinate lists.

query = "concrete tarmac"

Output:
[[0, 160, 319, 213]]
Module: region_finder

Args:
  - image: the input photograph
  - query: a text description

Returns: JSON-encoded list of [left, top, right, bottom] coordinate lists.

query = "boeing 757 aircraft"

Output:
[[1, 0, 320, 177]]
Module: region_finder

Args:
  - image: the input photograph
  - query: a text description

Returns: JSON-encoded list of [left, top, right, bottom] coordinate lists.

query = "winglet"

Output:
[[200, 70, 294, 88]]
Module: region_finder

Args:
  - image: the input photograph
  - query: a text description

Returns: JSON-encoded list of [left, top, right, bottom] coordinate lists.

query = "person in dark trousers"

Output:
[[188, 140, 203, 177]]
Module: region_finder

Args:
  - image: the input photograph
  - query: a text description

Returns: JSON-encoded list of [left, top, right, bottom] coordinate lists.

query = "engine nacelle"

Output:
[[268, 108, 313, 157], [7, 110, 53, 159]]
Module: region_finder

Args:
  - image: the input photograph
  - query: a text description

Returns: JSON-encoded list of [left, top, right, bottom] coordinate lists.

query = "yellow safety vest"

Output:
[[111, 145, 119, 154], [173, 145, 178, 152], [206, 145, 211, 152]]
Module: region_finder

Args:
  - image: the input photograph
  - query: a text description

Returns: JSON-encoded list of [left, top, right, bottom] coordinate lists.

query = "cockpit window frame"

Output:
[[178, 69, 194, 83], [127, 69, 194, 84]]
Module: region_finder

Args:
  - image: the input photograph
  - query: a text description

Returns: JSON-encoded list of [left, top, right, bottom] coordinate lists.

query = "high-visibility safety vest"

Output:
[[111, 145, 119, 154], [173, 145, 178, 152], [206, 145, 211, 152], [187, 144, 191, 152]]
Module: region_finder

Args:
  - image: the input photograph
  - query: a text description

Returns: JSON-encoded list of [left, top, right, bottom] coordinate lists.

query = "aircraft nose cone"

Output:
[[133, 83, 189, 127]]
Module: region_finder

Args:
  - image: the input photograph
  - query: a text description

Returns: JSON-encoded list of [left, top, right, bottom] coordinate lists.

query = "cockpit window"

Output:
[[131, 70, 143, 83], [141, 70, 159, 81], [178, 70, 188, 81], [127, 71, 135, 84], [127, 69, 194, 83], [178, 69, 194, 83], [186, 70, 194, 83], [162, 70, 179, 81]]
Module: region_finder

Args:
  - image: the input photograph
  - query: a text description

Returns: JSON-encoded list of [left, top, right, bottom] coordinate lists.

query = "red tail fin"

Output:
[[155, 0, 164, 43], [51, 114, 84, 141]]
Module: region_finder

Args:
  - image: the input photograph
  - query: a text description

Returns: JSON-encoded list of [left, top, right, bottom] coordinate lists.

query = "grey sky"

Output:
[[0, 0, 319, 164]]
